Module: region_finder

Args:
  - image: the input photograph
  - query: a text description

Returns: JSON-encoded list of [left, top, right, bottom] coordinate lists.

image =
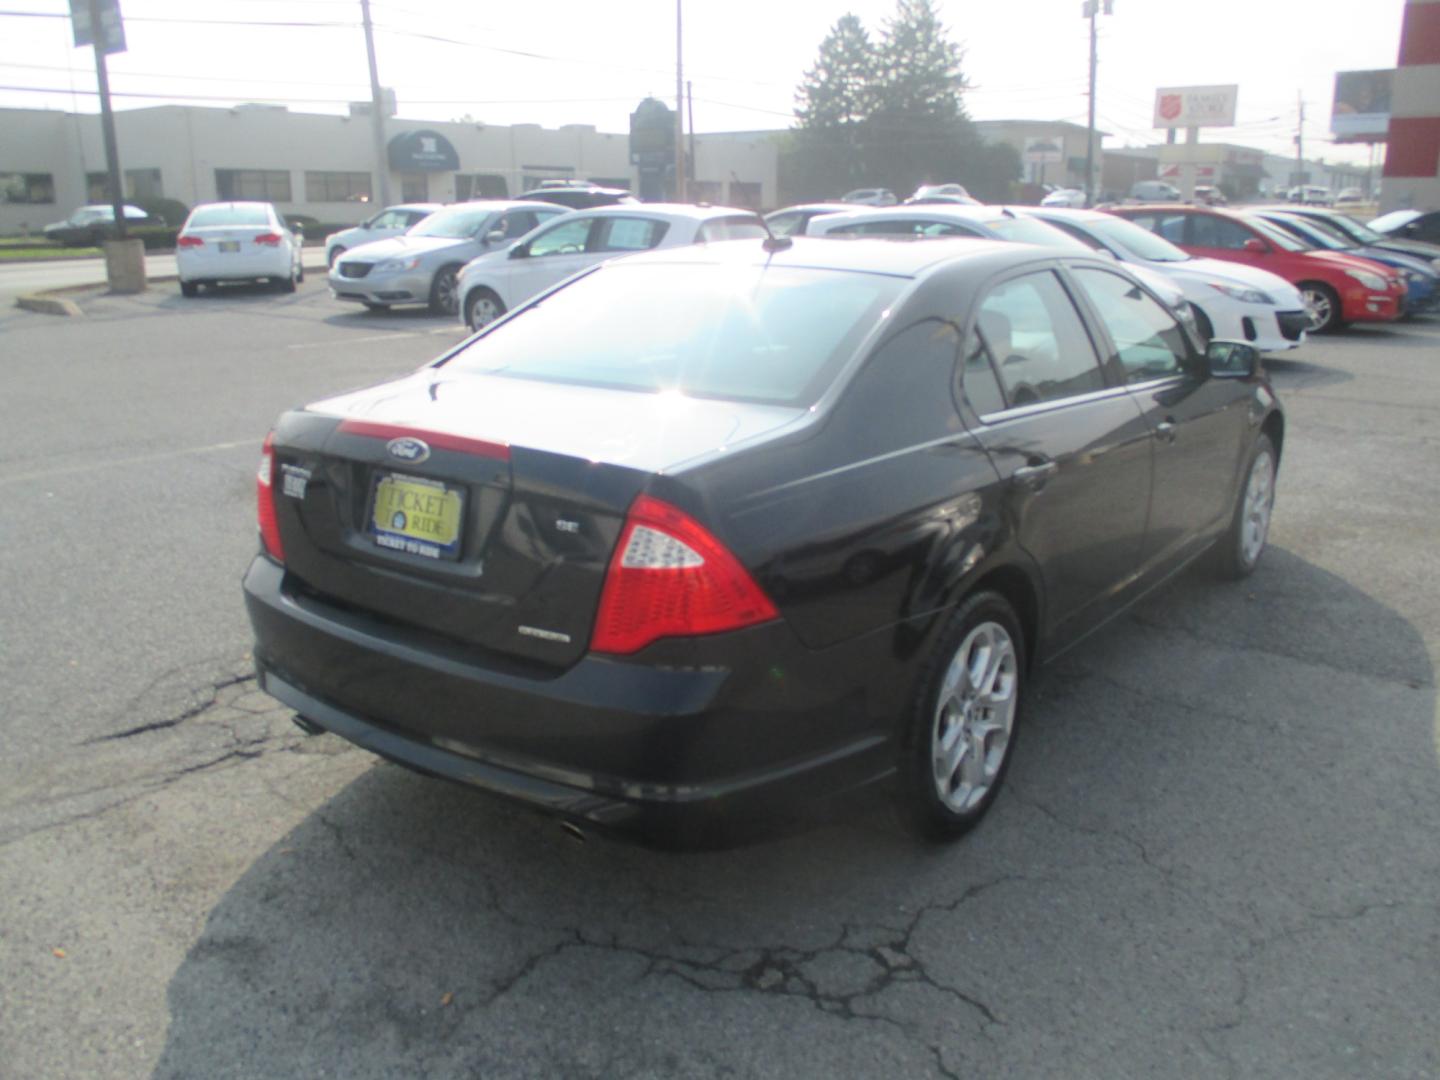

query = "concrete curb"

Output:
[[15, 292, 84, 317]]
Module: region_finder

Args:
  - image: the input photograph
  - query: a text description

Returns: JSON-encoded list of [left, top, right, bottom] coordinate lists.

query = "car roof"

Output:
[[188, 201, 275, 211], [390, 202, 444, 212], [767, 203, 854, 215], [604, 234, 1035, 279], [432, 200, 562, 213], [556, 202, 756, 222], [812, 204, 1023, 227]]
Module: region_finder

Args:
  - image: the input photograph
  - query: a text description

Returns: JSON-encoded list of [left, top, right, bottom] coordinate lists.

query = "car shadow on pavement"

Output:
[[150, 547, 1439, 1079], [323, 306, 462, 329], [1263, 354, 1355, 393]]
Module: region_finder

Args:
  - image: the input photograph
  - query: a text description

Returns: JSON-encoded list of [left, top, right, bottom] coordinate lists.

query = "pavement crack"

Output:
[[83, 673, 257, 744]]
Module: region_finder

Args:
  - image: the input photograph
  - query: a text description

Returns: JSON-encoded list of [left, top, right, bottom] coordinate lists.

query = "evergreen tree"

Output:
[[791, 14, 877, 195]]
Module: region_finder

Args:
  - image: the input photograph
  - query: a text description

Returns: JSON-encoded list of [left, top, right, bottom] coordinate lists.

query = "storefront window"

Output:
[[2, 172, 56, 203], [304, 171, 372, 202], [215, 169, 292, 201], [399, 173, 428, 202]]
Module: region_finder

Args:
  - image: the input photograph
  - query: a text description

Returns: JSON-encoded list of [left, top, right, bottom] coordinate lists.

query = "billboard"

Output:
[[1153, 85, 1238, 129], [1331, 69, 1393, 143]]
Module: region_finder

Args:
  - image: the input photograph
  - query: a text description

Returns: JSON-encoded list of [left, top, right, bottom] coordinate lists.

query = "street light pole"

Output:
[[1083, 1, 1111, 206], [360, 0, 392, 207], [89, 0, 126, 239], [674, 0, 686, 201]]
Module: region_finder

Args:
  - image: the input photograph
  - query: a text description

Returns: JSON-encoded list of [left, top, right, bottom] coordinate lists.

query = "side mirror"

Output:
[[508, 242, 528, 259], [1242, 238, 1267, 254], [1206, 339, 1260, 379], [291, 222, 305, 239], [484, 228, 507, 245]]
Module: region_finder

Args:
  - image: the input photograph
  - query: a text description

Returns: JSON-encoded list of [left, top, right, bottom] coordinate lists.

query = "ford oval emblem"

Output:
[[386, 436, 431, 463]]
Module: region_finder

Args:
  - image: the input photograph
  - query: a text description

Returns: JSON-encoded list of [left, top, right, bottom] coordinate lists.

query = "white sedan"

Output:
[[176, 202, 303, 296], [455, 204, 767, 331], [1023, 208, 1309, 352], [323, 202, 442, 267]]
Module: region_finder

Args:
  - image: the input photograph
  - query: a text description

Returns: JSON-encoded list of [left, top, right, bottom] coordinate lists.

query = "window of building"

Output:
[[689, 180, 723, 203], [215, 169, 292, 201], [399, 173, 428, 202], [304, 170, 372, 202], [455, 174, 508, 200], [1, 172, 55, 204], [727, 181, 762, 209], [127, 168, 163, 200]]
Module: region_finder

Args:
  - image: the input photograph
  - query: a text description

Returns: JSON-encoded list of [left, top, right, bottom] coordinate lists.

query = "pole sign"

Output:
[[1331, 69, 1392, 143], [70, 0, 126, 55], [1153, 85, 1238, 129], [1023, 137, 1064, 165]]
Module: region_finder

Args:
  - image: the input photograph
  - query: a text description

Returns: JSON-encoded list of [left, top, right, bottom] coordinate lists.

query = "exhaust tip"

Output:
[[558, 820, 587, 845], [291, 714, 325, 737]]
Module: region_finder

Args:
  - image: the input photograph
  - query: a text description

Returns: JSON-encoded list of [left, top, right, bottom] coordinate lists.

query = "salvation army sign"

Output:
[[387, 129, 461, 172], [1152, 85, 1238, 129]]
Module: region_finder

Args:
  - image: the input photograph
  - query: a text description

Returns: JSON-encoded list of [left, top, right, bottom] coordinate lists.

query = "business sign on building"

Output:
[[387, 130, 460, 172], [1331, 69, 1393, 143], [1023, 137, 1064, 164], [1153, 85, 1238, 129]]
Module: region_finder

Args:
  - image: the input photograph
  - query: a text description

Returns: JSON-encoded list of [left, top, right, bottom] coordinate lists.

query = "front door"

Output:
[[1067, 264, 1251, 573], [961, 268, 1154, 652]]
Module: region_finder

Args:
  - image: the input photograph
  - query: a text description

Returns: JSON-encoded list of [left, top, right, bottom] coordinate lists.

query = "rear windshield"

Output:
[[187, 205, 270, 228], [441, 262, 906, 406], [1083, 215, 1189, 262], [410, 206, 492, 238], [983, 216, 1093, 253]]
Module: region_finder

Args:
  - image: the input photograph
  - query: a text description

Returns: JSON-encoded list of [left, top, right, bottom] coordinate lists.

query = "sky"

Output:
[[0, 0, 1407, 167]]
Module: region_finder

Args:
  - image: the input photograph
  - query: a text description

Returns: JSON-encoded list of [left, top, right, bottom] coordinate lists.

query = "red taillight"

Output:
[[256, 431, 285, 562], [254, 232, 283, 246], [177, 234, 204, 248], [590, 495, 778, 655]]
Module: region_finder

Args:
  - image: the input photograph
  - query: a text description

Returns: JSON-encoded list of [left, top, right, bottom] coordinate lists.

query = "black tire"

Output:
[[1300, 282, 1343, 333], [180, 281, 199, 298], [276, 273, 296, 294], [1212, 433, 1277, 580], [464, 288, 506, 332], [898, 590, 1026, 840], [327, 245, 345, 268], [429, 264, 462, 315], [1188, 302, 1214, 344], [296, 260, 305, 284]]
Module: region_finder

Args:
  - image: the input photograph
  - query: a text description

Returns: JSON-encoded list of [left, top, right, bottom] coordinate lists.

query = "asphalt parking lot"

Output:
[[1, 279, 1437, 1079]]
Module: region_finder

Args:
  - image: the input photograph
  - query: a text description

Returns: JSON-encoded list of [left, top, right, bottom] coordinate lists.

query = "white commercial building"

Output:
[[0, 104, 780, 234]]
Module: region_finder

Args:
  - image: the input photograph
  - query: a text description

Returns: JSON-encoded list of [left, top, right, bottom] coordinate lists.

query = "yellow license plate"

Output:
[[218, 241, 240, 253], [370, 473, 463, 559]]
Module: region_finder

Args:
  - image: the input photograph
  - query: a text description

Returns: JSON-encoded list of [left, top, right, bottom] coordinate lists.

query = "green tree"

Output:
[[790, 14, 877, 196]]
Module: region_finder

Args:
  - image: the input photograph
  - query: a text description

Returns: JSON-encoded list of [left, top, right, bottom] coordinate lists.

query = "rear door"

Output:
[[960, 267, 1154, 651]]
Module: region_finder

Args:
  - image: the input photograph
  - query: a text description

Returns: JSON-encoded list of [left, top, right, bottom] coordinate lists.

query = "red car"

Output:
[[1107, 205, 1405, 332]]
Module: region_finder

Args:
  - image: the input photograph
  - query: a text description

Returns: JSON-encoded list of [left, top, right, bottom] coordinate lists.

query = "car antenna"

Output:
[[757, 215, 792, 253]]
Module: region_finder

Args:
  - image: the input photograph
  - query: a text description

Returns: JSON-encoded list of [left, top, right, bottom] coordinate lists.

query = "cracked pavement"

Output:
[[2, 284, 1438, 1078]]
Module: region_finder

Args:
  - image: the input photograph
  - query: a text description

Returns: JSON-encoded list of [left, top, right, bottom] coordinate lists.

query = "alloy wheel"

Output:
[[931, 621, 1018, 813], [1241, 448, 1275, 566], [1302, 287, 1333, 331]]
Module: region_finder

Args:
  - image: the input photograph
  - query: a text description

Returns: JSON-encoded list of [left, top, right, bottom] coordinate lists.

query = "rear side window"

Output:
[[187, 205, 271, 228], [1127, 213, 1187, 244], [1189, 214, 1254, 250], [972, 271, 1105, 409], [1072, 268, 1188, 383], [698, 216, 768, 242], [444, 262, 905, 407], [595, 217, 668, 252], [766, 211, 804, 237], [831, 219, 976, 238], [493, 211, 539, 239]]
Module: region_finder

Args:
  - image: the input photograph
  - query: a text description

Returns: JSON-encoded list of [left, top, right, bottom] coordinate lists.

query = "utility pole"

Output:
[[675, 0, 686, 202], [687, 80, 697, 196], [1294, 91, 1305, 189], [88, 0, 126, 239], [1082, 1, 1111, 206], [360, 0, 392, 207]]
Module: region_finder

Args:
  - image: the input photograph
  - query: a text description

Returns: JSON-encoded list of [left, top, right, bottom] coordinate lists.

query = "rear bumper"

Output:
[[178, 248, 291, 283], [243, 556, 902, 846]]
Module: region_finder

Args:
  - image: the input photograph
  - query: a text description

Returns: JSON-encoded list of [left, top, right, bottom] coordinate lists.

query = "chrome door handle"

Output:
[[1012, 460, 1059, 492], [1154, 420, 1177, 443]]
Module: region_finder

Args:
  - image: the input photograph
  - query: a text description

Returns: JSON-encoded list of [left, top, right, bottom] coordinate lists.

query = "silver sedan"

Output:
[[328, 201, 566, 315]]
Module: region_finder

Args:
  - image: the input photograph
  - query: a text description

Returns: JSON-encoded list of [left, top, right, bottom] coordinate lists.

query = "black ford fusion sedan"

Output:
[[244, 237, 1283, 846]]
